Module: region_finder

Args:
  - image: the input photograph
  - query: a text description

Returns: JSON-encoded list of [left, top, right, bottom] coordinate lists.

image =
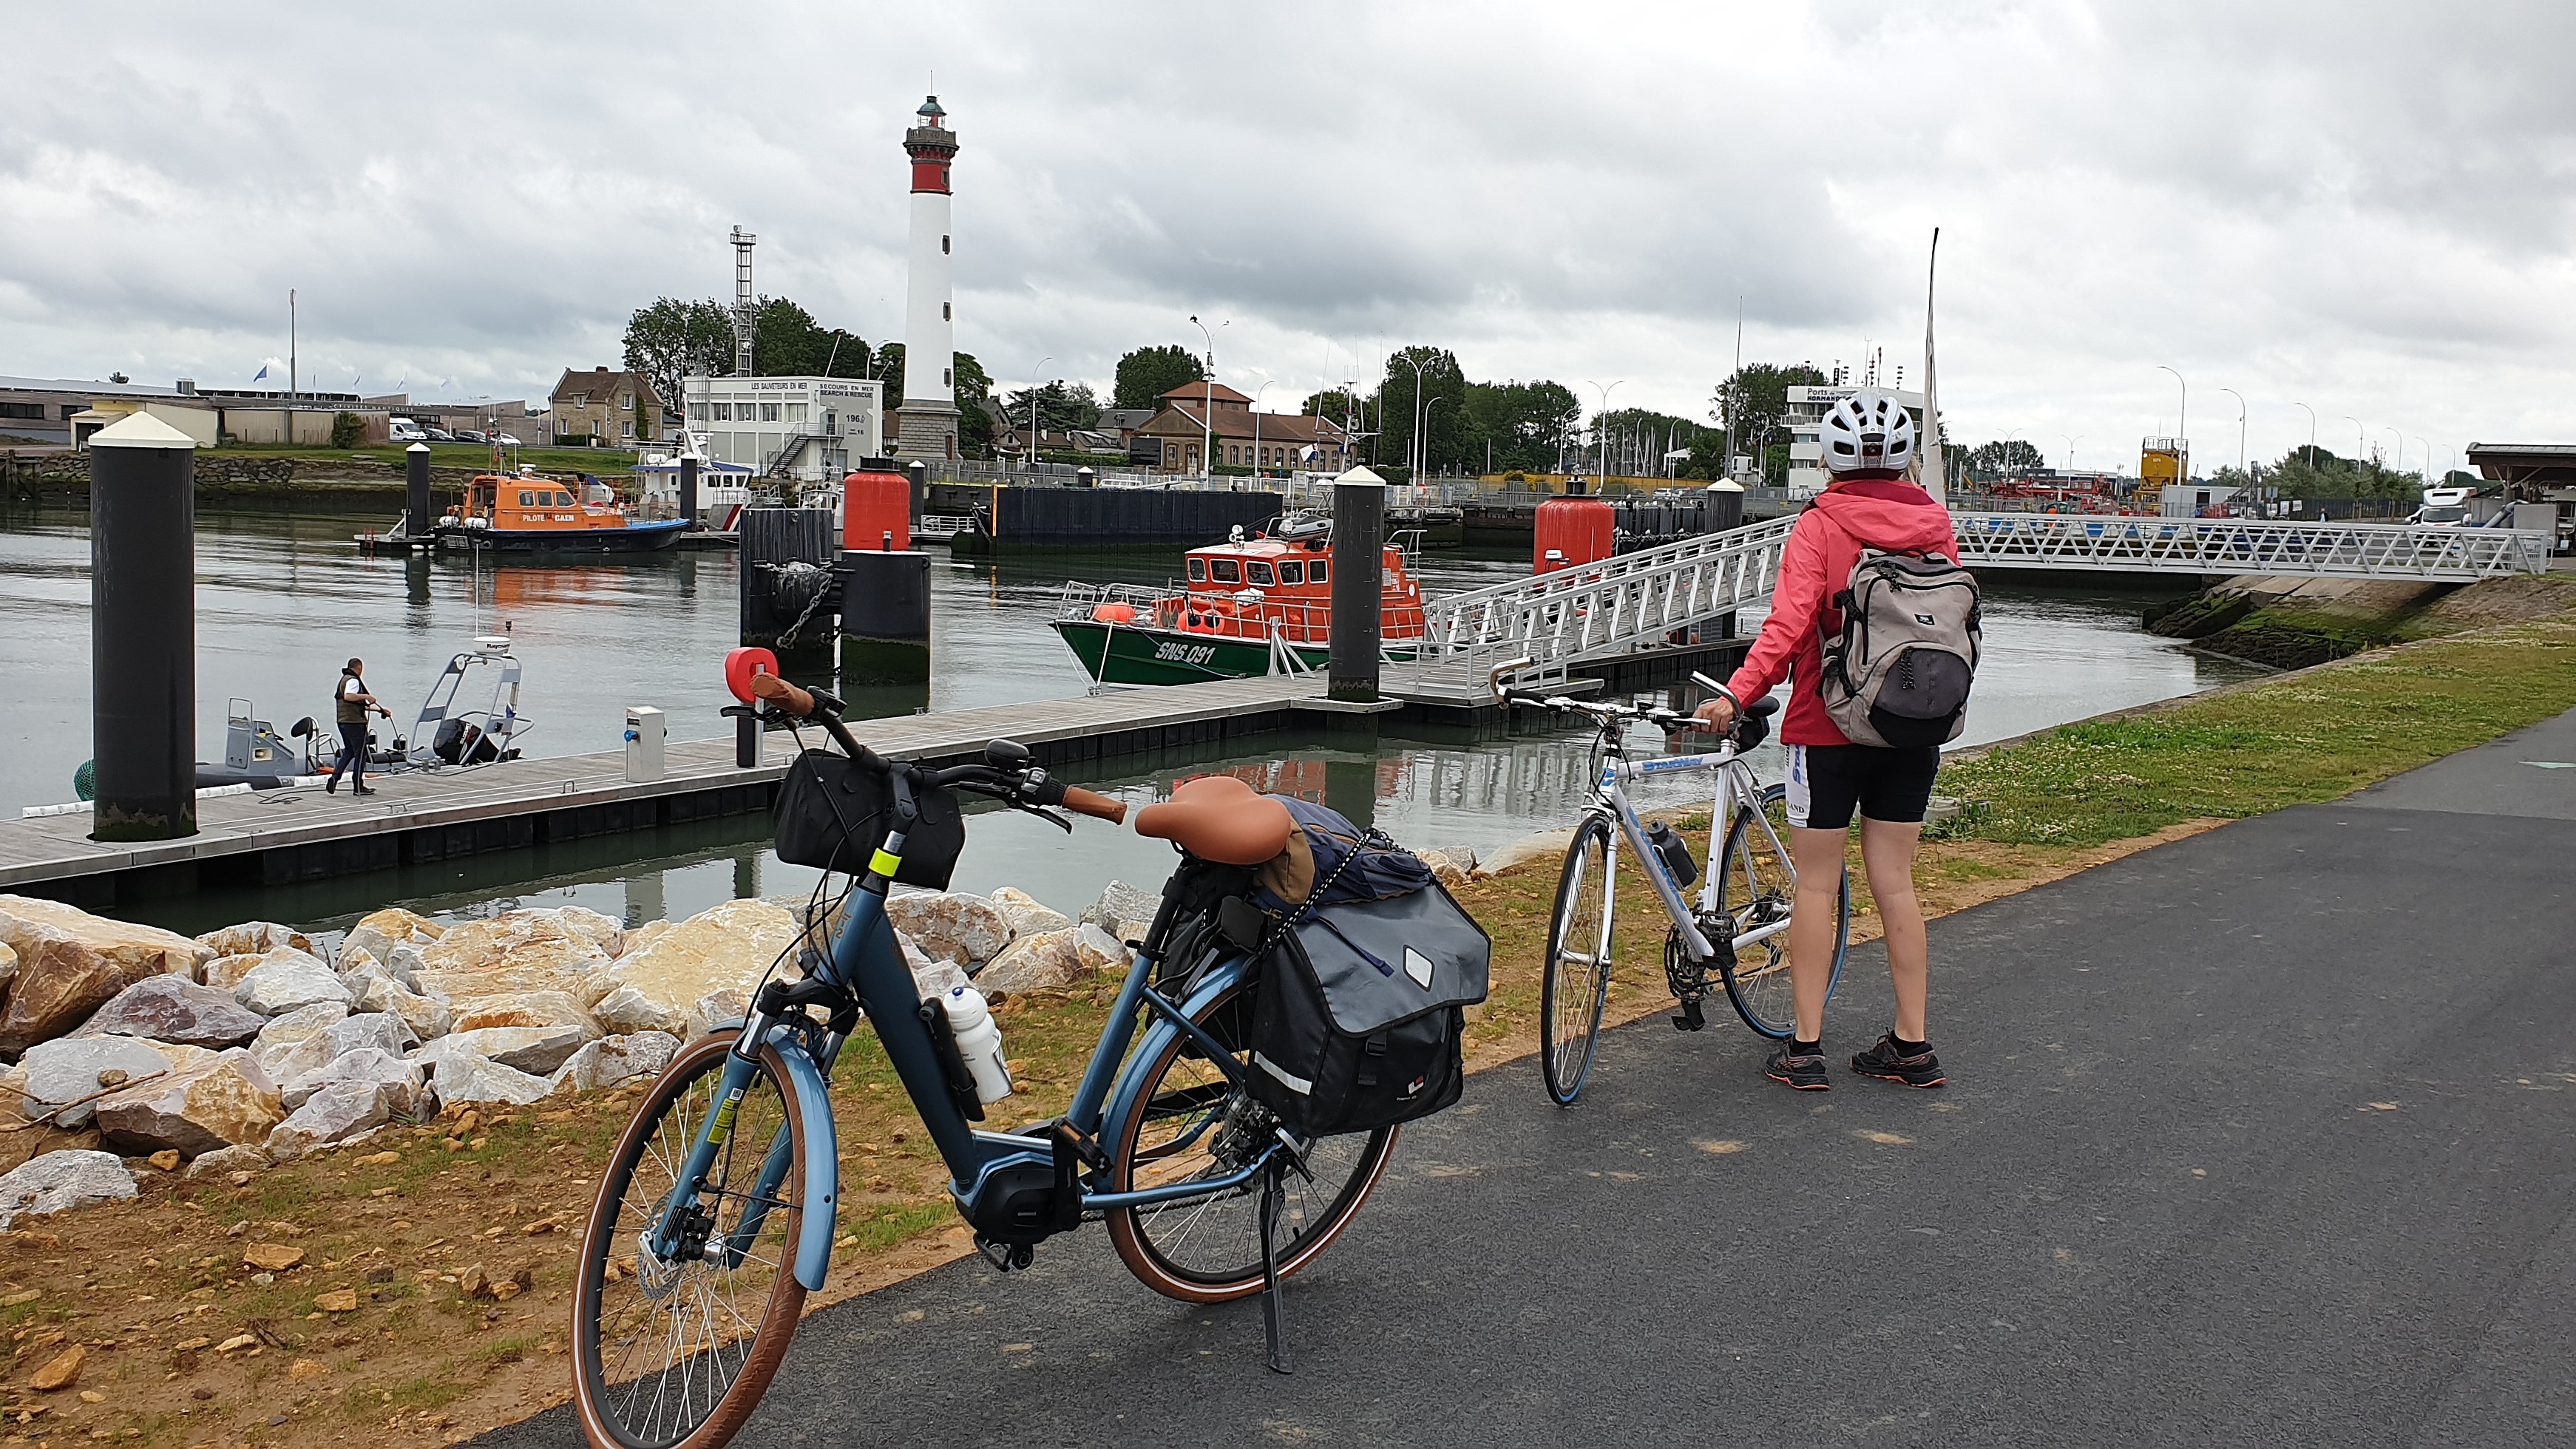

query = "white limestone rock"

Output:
[[0, 1150, 138, 1227], [234, 953, 352, 1017], [883, 891, 1013, 967], [447, 989, 599, 1037], [356, 973, 452, 1041], [414, 912, 614, 1007], [0, 895, 209, 1056], [975, 928, 1083, 995], [429, 1052, 555, 1107], [1072, 923, 1133, 974], [181, 1142, 271, 1180], [988, 886, 1072, 939], [1417, 849, 1471, 890], [247, 1001, 352, 1079], [912, 957, 972, 1001], [551, 1032, 681, 1093], [258, 1011, 416, 1087], [1477, 827, 1577, 878], [592, 983, 688, 1038], [92, 1048, 284, 1158], [339, 909, 443, 971], [690, 988, 750, 1038], [196, 921, 320, 963], [1079, 879, 1162, 943], [604, 898, 799, 1032], [279, 1045, 425, 1114], [265, 1078, 403, 1157], [19, 1036, 211, 1130], [413, 1025, 589, 1077]]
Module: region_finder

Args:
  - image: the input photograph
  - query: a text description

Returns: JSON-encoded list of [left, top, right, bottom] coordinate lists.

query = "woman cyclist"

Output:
[[1694, 390, 1953, 1091]]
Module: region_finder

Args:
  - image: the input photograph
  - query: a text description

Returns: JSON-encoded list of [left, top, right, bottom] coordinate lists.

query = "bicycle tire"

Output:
[[1104, 980, 1398, 1303], [1539, 813, 1616, 1104], [1715, 783, 1848, 1039], [572, 1032, 810, 1449]]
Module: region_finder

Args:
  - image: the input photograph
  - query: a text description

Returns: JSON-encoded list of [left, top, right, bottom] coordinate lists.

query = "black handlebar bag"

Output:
[[772, 748, 966, 889], [1245, 883, 1491, 1137]]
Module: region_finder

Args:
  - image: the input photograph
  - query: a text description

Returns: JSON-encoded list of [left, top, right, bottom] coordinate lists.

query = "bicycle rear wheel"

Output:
[[572, 1033, 810, 1449], [1540, 814, 1616, 1104], [1715, 784, 1848, 1039], [1105, 980, 1398, 1303]]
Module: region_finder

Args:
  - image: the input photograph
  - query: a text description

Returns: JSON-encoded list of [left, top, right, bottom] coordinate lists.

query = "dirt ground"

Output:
[[0, 821, 2212, 1448]]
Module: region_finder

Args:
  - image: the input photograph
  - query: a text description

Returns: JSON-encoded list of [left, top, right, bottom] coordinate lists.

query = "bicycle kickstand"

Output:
[[1258, 1159, 1293, 1375]]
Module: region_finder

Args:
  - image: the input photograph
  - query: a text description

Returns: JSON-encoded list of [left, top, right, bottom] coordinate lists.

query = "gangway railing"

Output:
[[1949, 512, 2550, 581]]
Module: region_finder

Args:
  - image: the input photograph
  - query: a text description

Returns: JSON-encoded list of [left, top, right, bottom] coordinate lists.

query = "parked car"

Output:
[[491, 432, 523, 447], [455, 429, 488, 444], [424, 427, 455, 442]]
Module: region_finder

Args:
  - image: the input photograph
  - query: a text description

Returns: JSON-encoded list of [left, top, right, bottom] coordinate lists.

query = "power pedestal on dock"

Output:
[[623, 707, 665, 784]]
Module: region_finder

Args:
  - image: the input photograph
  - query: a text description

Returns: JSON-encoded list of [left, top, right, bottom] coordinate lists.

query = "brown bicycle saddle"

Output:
[[1133, 775, 1295, 866]]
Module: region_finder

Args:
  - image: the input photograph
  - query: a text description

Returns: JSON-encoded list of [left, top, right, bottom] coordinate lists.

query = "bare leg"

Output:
[[1858, 816, 1929, 1041], [1787, 826, 1850, 1044]]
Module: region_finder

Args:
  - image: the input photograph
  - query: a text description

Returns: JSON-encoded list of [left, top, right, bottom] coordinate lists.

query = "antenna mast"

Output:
[[730, 227, 759, 377]]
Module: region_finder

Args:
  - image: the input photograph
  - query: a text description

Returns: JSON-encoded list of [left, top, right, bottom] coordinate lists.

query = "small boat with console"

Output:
[[1051, 515, 1428, 685], [433, 473, 688, 553]]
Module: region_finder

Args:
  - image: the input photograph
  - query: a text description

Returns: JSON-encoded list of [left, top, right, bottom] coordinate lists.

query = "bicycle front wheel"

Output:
[[572, 1032, 811, 1449], [1715, 783, 1848, 1039], [1105, 980, 1398, 1303], [1540, 814, 1616, 1104]]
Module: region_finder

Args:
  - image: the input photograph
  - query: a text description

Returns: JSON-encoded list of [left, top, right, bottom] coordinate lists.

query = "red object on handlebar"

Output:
[[725, 646, 782, 704]]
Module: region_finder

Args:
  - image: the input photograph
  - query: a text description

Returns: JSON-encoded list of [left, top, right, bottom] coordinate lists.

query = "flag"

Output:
[[253, 363, 268, 382], [1917, 227, 1946, 504]]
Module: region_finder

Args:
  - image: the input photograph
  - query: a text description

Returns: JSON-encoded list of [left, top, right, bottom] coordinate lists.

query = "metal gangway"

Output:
[[1951, 513, 2551, 581], [1393, 511, 2552, 696]]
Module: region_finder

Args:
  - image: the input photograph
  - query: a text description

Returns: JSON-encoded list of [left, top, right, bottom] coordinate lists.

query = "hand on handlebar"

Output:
[[1692, 696, 1738, 733]]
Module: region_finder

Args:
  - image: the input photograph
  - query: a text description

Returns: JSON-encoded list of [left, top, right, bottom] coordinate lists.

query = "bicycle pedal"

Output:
[[1670, 1000, 1706, 1032], [972, 1235, 1035, 1273]]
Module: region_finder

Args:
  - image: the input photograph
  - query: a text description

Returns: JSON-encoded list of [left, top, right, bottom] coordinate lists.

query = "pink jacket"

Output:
[[1723, 479, 1959, 747]]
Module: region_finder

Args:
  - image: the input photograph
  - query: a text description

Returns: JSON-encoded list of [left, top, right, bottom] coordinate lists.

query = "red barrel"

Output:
[[841, 466, 911, 552], [1534, 492, 1614, 573]]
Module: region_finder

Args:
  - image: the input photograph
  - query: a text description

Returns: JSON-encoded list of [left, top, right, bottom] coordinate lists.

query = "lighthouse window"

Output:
[[1247, 562, 1275, 586], [1277, 560, 1304, 585], [1210, 559, 1241, 583], [942, 302, 951, 321], [943, 368, 952, 387], [942, 235, 950, 254], [1187, 557, 1205, 582]]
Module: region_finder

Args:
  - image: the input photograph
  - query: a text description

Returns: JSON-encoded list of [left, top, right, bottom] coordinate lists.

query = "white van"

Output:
[[389, 417, 427, 443]]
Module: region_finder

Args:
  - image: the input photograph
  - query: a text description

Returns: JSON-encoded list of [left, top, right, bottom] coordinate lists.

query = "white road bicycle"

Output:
[[1495, 669, 1850, 1106]]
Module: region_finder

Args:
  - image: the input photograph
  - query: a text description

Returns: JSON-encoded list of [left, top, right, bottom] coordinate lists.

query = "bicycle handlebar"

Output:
[[742, 670, 1126, 826], [748, 672, 816, 718]]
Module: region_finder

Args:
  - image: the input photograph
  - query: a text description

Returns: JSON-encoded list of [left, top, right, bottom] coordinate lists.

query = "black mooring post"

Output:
[[1329, 472, 1385, 703], [404, 441, 431, 539], [89, 416, 199, 841], [837, 548, 932, 686], [679, 452, 700, 528], [907, 459, 928, 524]]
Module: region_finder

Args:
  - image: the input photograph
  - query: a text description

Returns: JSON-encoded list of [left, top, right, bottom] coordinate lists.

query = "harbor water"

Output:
[[0, 502, 2256, 936]]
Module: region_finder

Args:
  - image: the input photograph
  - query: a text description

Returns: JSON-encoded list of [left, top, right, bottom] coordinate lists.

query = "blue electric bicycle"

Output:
[[571, 676, 1397, 1448]]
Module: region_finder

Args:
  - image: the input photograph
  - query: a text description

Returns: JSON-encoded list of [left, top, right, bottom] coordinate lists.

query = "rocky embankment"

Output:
[[2146, 573, 2576, 669], [0, 857, 1468, 1232]]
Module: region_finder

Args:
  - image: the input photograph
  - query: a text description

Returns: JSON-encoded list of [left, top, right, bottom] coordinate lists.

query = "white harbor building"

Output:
[[677, 376, 884, 484]]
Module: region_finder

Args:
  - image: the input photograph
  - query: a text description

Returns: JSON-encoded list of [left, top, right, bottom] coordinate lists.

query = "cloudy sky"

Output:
[[6, 1, 2572, 475]]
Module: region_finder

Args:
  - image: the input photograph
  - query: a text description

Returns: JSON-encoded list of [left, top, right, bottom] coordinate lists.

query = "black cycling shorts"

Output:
[[1783, 743, 1941, 829]]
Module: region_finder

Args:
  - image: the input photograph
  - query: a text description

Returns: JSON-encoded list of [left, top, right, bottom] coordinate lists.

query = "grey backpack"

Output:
[[1817, 549, 1982, 747]]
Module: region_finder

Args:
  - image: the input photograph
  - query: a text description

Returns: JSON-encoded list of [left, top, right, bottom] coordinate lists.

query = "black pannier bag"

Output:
[[772, 748, 966, 889], [1241, 798, 1490, 1136]]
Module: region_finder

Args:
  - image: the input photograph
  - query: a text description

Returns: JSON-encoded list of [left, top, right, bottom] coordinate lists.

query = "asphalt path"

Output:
[[497, 716, 2576, 1448]]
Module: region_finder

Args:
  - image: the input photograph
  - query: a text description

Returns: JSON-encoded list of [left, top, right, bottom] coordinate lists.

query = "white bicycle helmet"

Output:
[[1818, 390, 1916, 477]]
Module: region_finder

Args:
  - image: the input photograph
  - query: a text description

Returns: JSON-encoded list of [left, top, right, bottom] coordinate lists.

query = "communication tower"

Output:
[[731, 227, 758, 377]]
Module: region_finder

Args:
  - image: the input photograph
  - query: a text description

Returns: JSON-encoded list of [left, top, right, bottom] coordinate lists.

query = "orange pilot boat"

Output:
[[432, 474, 688, 554], [1051, 515, 1428, 685]]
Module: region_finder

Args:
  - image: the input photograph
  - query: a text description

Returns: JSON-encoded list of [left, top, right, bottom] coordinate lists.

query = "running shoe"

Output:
[[1850, 1032, 1946, 1088], [1763, 1042, 1830, 1091]]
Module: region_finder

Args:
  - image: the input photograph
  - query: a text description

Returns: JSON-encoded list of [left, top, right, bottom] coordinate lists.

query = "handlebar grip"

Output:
[[1057, 786, 1128, 824], [749, 672, 816, 719]]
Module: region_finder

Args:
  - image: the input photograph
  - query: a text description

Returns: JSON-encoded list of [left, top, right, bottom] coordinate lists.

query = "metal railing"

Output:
[[1948, 512, 2551, 580]]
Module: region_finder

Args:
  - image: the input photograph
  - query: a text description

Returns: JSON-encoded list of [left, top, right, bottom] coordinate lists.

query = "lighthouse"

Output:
[[895, 95, 960, 461]]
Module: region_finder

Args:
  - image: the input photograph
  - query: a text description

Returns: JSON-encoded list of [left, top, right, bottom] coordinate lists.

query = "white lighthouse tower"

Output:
[[895, 95, 960, 461]]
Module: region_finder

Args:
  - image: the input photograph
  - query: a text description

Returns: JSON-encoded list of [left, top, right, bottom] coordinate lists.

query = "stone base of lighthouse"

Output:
[[891, 402, 960, 463]]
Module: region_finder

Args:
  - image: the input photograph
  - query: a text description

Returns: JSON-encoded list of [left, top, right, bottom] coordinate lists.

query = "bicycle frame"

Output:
[[648, 834, 1284, 1292], [1584, 737, 1792, 965]]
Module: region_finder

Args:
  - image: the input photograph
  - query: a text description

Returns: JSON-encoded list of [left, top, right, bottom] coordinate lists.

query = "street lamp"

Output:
[[2061, 434, 2083, 472], [1024, 355, 1050, 473], [1187, 315, 1222, 478], [2345, 415, 2366, 466], [2158, 364, 2187, 480], [2410, 434, 2430, 482], [1252, 379, 1273, 476], [1397, 352, 1429, 481], [2294, 401, 2317, 467], [2218, 387, 2247, 481], [1585, 380, 1623, 490]]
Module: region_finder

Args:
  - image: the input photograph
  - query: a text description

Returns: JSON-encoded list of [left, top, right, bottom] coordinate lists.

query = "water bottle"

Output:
[[1646, 821, 1700, 889], [940, 985, 1014, 1104]]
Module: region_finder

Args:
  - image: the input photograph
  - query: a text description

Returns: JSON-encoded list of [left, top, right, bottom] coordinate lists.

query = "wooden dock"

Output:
[[0, 675, 1335, 908]]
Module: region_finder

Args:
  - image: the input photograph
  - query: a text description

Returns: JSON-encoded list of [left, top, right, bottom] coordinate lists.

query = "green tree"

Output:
[[749, 296, 869, 379], [1710, 362, 1828, 460], [330, 412, 363, 449], [998, 380, 1103, 438], [1465, 380, 1581, 473], [2265, 445, 2420, 501], [1376, 345, 1474, 475], [620, 298, 735, 413], [955, 352, 994, 456], [1114, 345, 1206, 410], [1589, 406, 1715, 480], [1966, 439, 2045, 479]]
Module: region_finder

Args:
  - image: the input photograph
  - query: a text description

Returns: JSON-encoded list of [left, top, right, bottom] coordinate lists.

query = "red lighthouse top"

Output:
[[905, 95, 958, 194]]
